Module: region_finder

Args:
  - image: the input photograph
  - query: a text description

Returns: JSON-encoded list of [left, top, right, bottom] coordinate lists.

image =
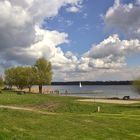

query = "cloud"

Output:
[[53, 66, 140, 81], [137, 0, 140, 5], [51, 0, 140, 81], [0, 0, 91, 81], [66, 0, 82, 13], [0, 0, 35, 50], [1, 25, 71, 68], [0, 1, 31, 28], [0, 0, 82, 47], [104, 0, 140, 38], [84, 34, 140, 69], [66, 6, 80, 13], [53, 34, 140, 81], [83, 13, 88, 18], [56, 17, 74, 28], [0, 0, 82, 71]]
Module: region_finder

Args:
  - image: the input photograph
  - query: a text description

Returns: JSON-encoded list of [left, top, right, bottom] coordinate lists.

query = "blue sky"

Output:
[[42, 0, 140, 67], [0, 0, 140, 81], [43, 0, 114, 53]]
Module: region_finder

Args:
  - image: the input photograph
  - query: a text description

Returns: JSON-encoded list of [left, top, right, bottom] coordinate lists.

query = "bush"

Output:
[[133, 79, 140, 94], [0, 77, 3, 85], [0, 76, 4, 90]]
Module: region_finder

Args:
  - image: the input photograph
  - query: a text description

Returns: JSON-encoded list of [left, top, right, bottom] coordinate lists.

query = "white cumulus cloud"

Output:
[[104, 0, 140, 38], [84, 34, 140, 69], [0, 0, 83, 74], [66, 6, 80, 13]]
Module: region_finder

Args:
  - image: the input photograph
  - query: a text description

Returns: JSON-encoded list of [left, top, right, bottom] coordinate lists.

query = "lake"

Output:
[[44, 85, 140, 99]]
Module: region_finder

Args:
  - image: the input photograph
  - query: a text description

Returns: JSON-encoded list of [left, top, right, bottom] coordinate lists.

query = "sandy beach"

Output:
[[16, 87, 56, 94], [77, 99, 140, 104]]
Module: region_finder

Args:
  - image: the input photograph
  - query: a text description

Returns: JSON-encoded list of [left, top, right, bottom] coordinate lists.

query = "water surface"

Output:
[[44, 85, 140, 99]]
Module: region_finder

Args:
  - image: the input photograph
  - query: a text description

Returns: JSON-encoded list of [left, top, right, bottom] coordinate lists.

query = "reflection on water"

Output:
[[44, 85, 140, 99]]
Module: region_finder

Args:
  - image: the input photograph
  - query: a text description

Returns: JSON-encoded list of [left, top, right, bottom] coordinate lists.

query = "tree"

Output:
[[34, 58, 52, 93], [133, 78, 140, 94], [7, 67, 27, 90], [25, 67, 36, 92], [5, 68, 16, 89], [5, 67, 36, 91], [0, 76, 4, 89]]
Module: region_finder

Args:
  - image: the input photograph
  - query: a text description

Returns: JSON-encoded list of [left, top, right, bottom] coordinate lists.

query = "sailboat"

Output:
[[79, 82, 82, 88]]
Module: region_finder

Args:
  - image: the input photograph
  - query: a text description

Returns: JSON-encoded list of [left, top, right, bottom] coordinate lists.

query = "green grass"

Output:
[[0, 91, 140, 140]]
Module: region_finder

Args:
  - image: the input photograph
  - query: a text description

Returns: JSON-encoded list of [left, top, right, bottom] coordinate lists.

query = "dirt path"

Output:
[[78, 99, 140, 104], [0, 105, 56, 115]]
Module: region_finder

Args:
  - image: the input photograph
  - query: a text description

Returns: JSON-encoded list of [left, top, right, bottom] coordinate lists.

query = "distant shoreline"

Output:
[[51, 81, 133, 86]]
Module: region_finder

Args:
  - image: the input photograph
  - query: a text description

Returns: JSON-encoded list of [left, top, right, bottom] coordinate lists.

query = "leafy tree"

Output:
[[34, 58, 52, 93], [5, 67, 36, 91], [0, 76, 4, 89], [25, 67, 36, 92], [5, 68, 16, 89], [4, 58, 52, 93], [133, 78, 140, 94], [10, 67, 27, 90]]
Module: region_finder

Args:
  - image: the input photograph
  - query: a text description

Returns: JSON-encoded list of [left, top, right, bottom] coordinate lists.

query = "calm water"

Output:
[[44, 85, 140, 99]]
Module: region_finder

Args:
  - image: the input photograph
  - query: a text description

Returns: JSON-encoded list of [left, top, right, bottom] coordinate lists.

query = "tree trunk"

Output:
[[9, 85, 12, 90], [39, 85, 42, 94], [29, 86, 31, 93]]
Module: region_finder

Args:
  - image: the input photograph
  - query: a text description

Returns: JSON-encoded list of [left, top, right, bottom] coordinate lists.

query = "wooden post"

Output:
[[97, 106, 100, 112]]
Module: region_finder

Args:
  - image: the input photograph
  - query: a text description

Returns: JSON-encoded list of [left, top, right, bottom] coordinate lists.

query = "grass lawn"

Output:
[[0, 91, 140, 140]]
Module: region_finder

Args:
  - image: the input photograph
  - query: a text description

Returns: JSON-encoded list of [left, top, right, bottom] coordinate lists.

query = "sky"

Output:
[[0, 0, 140, 81]]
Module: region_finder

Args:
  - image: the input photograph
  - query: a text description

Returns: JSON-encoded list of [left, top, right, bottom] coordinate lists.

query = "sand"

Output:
[[77, 99, 140, 104], [15, 87, 56, 94]]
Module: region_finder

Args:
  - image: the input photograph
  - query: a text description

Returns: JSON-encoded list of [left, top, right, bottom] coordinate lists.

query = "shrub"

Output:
[[133, 78, 140, 94]]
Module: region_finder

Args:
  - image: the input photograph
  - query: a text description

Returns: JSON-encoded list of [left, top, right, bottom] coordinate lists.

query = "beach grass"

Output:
[[0, 91, 140, 140]]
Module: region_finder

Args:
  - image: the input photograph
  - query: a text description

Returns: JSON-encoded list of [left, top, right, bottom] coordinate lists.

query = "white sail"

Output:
[[79, 82, 82, 88]]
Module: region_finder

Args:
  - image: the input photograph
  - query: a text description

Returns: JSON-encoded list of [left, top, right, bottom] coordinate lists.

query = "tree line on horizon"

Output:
[[51, 81, 133, 85], [0, 58, 52, 94]]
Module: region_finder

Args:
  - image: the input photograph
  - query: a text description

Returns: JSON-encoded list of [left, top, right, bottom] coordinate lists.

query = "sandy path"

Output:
[[0, 105, 56, 115], [78, 99, 140, 104]]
